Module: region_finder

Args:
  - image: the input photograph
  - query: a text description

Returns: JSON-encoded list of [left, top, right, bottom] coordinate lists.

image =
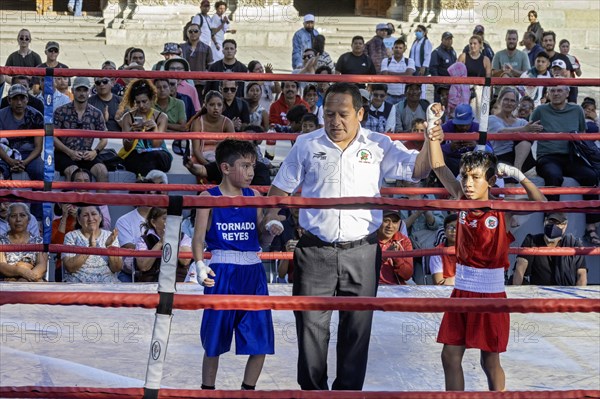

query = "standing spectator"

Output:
[[522, 31, 544, 67], [181, 22, 213, 99], [0, 76, 44, 114], [365, 23, 390, 73], [526, 10, 544, 45], [5, 29, 42, 74], [0, 202, 38, 237], [312, 34, 335, 72], [100, 61, 124, 96], [0, 203, 46, 282], [429, 213, 457, 285], [409, 25, 432, 92], [292, 14, 318, 69], [119, 79, 171, 176], [164, 57, 201, 112], [430, 32, 457, 102], [209, 1, 237, 62], [152, 42, 182, 71], [191, 0, 213, 47], [247, 60, 281, 110], [264, 82, 441, 391], [541, 31, 576, 103], [221, 80, 250, 132], [517, 96, 535, 120], [62, 205, 122, 283], [32, 41, 69, 96], [169, 78, 195, 121], [492, 30, 530, 79], [53, 77, 109, 183], [532, 85, 600, 242], [88, 76, 122, 132], [315, 65, 333, 107], [206, 39, 248, 96], [293, 49, 319, 93], [67, 0, 83, 16], [513, 213, 587, 285], [462, 25, 495, 61], [559, 39, 583, 102], [380, 38, 415, 104], [335, 36, 377, 89], [458, 35, 491, 118], [392, 83, 430, 132], [383, 22, 398, 55], [269, 81, 309, 126], [127, 48, 146, 69], [582, 98, 599, 133], [153, 78, 187, 132], [245, 82, 269, 131], [302, 84, 323, 126], [377, 210, 413, 285], [362, 83, 395, 133]]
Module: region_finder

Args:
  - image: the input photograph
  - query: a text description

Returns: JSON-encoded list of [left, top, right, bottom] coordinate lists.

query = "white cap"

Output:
[[551, 59, 567, 69], [304, 14, 315, 23]]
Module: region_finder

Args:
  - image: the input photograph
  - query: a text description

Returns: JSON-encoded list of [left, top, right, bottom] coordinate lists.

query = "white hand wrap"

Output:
[[497, 162, 526, 183], [184, 260, 212, 285], [265, 220, 284, 234], [426, 103, 442, 135]]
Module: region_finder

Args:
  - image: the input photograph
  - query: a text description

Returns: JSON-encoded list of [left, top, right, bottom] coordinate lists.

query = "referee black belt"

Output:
[[303, 231, 376, 249]]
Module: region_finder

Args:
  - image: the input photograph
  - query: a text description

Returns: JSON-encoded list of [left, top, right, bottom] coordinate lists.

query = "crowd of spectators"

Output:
[[0, 4, 598, 285]]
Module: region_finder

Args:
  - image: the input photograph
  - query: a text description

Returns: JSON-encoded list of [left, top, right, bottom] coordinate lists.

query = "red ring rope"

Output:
[[1, 291, 598, 313], [0, 386, 598, 399]]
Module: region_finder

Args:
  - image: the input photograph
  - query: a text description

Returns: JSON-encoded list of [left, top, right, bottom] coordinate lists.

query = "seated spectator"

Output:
[[377, 210, 413, 285], [246, 82, 269, 132], [0, 75, 44, 114], [488, 87, 541, 172], [62, 205, 122, 283], [88, 76, 122, 132], [519, 51, 551, 106], [402, 118, 426, 151], [152, 42, 182, 71], [221, 80, 250, 131], [168, 78, 195, 122], [429, 213, 457, 285], [0, 203, 46, 282], [293, 48, 318, 83], [243, 125, 273, 185], [119, 79, 171, 176], [436, 85, 451, 123], [269, 81, 309, 126], [447, 62, 470, 119], [301, 113, 319, 134], [512, 213, 587, 286], [302, 84, 323, 127], [247, 60, 281, 110], [392, 83, 430, 132], [54, 72, 73, 100], [100, 60, 125, 97], [0, 201, 39, 236], [285, 104, 308, 133], [53, 77, 109, 184], [133, 207, 192, 282], [314, 65, 333, 107], [153, 78, 187, 132], [313, 34, 335, 73], [517, 96, 535, 120], [362, 83, 395, 133], [582, 98, 599, 133], [37, 77, 71, 109], [163, 57, 201, 113], [116, 173, 166, 282]]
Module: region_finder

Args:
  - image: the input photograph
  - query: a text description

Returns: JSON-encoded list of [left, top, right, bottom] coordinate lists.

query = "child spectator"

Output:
[[187, 139, 284, 391], [582, 98, 599, 134], [426, 102, 546, 391], [446, 62, 470, 119], [519, 51, 551, 106], [301, 113, 319, 134], [429, 213, 457, 285]]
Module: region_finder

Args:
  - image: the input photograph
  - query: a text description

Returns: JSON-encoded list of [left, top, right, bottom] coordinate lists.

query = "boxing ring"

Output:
[[0, 66, 599, 398]]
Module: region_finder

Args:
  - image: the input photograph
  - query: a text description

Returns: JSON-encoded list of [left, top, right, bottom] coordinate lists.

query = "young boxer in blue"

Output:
[[188, 139, 284, 391]]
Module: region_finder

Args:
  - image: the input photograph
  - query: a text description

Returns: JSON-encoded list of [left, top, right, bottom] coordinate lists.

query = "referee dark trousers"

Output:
[[292, 231, 381, 390]]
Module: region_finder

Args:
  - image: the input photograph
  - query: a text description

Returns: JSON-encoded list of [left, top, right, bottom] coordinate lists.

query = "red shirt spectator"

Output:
[[269, 81, 309, 125], [377, 211, 413, 284]]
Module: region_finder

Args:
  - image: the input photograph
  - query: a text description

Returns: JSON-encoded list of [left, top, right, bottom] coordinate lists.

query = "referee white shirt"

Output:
[[272, 127, 418, 243], [380, 56, 416, 96]]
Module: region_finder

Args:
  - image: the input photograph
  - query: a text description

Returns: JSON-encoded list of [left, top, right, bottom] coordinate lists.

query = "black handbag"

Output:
[[570, 138, 600, 181]]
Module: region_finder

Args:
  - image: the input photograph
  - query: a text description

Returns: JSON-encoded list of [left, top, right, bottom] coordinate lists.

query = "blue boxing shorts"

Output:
[[200, 261, 274, 357]]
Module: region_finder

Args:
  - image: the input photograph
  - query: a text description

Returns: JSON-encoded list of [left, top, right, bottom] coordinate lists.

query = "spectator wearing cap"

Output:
[[522, 31, 544, 67], [362, 83, 396, 133], [492, 29, 530, 79], [335, 36, 377, 89], [392, 83, 430, 132], [0, 84, 44, 200], [377, 210, 413, 285], [383, 22, 398, 55], [0, 76, 44, 114], [181, 22, 213, 99], [292, 13, 319, 69], [99, 60, 125, 97], [542, 31, 577, 102], [380, 38, 415, 104], [550, 59, 569, 78], [5, 29, 42, 77], [53, 77, 109, 184], [32, 41, 69, 96], [365, 23, 390, 74], [152, 43, 182, 71], [462, 25, 495, 60], [429, 31, 457, 102], [206, 39, 248, 97], [531, 84, 599, 241], [513, 213, 588, 285], [164, 57, 201, 112]]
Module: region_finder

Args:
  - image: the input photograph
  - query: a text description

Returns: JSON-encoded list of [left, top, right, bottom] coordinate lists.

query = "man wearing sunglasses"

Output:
[[221, 80, 250, 132], [88, 77, 122, 132], [32, 41, 69, 96], [5, 29, 42, 84]]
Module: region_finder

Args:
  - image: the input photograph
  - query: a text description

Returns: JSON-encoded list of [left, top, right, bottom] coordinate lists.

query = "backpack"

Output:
[[570, 137, 600, 182], [385, 57, 410, 70]]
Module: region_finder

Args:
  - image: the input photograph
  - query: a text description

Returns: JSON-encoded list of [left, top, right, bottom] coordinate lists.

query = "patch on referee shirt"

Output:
[[357, 149, 373, 163], [485, 216, 498, 229]]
